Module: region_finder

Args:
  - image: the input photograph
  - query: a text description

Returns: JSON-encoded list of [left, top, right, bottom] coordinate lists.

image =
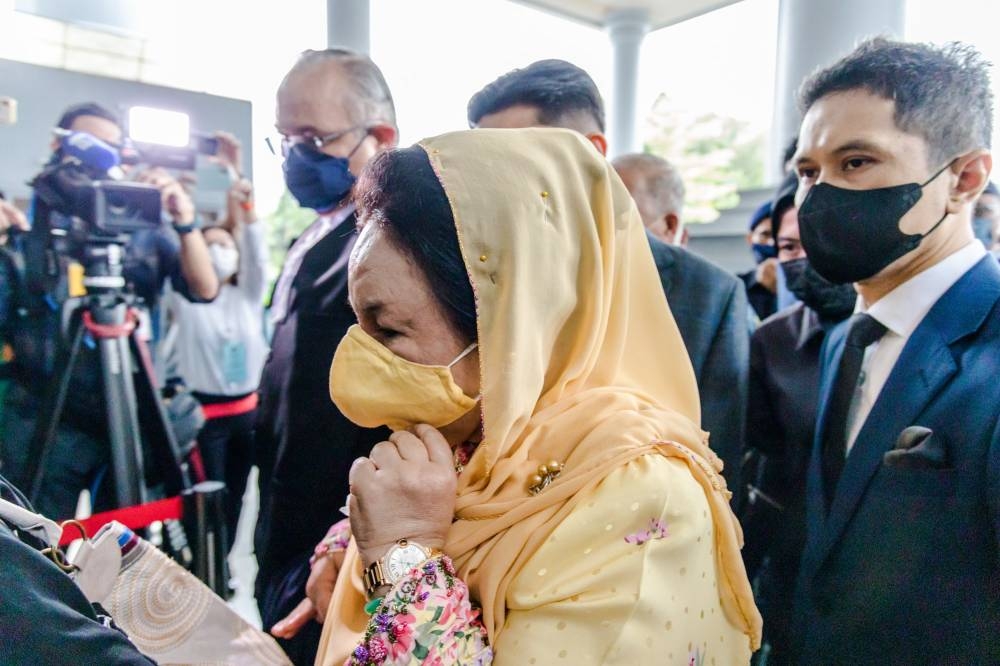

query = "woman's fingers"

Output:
[[348, 456, 376, 494], [269, 597, 315, 639], [411, 424, 454, 465], [368, 440, 403, 470], [390, 431, 429, 462]]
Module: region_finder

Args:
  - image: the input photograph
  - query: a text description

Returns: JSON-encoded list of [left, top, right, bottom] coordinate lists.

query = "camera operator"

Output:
[[0, 102, 219, 521]]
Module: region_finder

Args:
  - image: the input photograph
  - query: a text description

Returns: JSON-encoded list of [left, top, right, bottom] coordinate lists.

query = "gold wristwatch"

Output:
[[363, 538, 442, 599]]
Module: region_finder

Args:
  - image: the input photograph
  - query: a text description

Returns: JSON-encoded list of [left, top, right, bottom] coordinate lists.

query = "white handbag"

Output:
[[94, 521, 292, 666]]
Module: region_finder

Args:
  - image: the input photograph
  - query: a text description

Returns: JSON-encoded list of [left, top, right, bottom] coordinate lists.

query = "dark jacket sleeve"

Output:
[[746, 327, 784, 457], [0, 527, 156, 665], [699, 277, 749, 502]]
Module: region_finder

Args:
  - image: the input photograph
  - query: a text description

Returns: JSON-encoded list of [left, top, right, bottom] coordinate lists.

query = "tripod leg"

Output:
[[130, 332, 191, 493], [94, 305, 146, 508], [27, 315, 86, 505]]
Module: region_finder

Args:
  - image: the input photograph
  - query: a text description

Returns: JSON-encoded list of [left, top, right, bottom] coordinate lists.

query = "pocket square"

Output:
[[883, 426, 949, 469]]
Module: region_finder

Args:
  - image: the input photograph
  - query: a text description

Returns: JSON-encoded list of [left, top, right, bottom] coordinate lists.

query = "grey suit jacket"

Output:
[[646, 233, 749, 499]]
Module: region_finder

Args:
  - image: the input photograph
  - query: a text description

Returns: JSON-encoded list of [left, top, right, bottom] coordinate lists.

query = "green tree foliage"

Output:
[[266, 189, 315, 275], [642, 94, 765, 223]]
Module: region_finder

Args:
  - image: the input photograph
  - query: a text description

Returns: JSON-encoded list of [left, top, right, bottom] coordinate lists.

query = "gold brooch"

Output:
[[528, 460, 563, 495]]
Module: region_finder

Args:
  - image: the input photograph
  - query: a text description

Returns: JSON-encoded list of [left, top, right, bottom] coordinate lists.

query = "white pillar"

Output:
[[327, 0, 370, 54], [769, 0, 905, 181], [605, 9, 649, 158]]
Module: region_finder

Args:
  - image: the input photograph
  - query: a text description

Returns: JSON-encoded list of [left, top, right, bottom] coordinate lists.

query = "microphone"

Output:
[[53, 129, 121, 174]]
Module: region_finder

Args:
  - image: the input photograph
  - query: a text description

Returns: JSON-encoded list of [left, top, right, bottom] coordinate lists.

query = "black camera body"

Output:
[[25, 159, 163, 298], [30, 160, 162, 247], [80, 180, 163, 235]]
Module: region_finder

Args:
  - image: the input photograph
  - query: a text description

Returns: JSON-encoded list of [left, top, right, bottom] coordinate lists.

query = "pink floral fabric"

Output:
[[311, 518, 352, 567], [345, 556, 492, 665], [624, 517, 669, 545]]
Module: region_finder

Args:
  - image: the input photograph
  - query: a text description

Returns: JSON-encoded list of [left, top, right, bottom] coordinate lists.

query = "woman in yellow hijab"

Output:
[[315, 128, 760, 665]]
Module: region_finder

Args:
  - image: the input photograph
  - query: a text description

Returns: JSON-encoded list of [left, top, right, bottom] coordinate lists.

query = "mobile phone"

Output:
[[196, 134, 219, 156]]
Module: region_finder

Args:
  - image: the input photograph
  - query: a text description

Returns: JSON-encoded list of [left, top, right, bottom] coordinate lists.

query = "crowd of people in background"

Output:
[[0, 32, 998, 666]]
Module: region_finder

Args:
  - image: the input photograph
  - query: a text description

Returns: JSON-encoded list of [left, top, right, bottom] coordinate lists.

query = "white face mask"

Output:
[[209, 244, 239, 281]]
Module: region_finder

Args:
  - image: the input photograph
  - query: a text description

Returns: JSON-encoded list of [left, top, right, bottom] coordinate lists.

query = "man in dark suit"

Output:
[[253, 49, 397, 664], [469, 60, 750, 495], [742, 173, 855, 664], [790, 38, 1000, 664]]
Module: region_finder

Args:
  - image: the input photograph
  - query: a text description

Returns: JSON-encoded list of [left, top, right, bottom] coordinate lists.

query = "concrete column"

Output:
[[327, 0, 370, 54], [769, 0, 905, 180], [605, 9, 649, 158]]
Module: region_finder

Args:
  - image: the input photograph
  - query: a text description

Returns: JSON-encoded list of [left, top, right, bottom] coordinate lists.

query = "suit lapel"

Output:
[[805, 323, 847, 543], [810, 256, 1000, 573]]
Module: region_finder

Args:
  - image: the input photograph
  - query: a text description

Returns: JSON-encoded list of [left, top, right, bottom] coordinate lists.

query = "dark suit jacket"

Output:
[[254, 215, 388, 594], [795, 256, 1000, 664], [744, 303, 829, 660], [647, 233, 749, 496]]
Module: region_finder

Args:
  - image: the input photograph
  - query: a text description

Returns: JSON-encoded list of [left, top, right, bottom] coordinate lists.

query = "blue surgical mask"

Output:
[[752, 242, 777, 264], [282, 134, 367, 212]]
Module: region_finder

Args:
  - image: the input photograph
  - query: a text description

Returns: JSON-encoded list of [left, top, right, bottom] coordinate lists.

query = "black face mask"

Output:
[[780, 257, 857, 323], [797, 162, 953, 284]]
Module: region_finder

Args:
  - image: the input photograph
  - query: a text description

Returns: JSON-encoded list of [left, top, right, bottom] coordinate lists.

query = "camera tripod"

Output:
[[20, 232, 231, 593], [23, 235, 190, 508]]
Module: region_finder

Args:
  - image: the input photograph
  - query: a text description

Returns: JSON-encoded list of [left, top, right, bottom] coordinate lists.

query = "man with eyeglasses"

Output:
[[253, 48, 397, 665]]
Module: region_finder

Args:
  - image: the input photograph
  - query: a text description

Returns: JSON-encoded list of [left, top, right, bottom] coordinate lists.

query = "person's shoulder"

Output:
[[671, 246, 741, 290], [755, 302, 805, 335], [581, 453, 709, 523]]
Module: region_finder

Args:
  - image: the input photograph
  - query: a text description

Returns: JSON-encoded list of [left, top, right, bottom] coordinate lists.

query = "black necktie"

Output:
[[822, 313, 887, 508]]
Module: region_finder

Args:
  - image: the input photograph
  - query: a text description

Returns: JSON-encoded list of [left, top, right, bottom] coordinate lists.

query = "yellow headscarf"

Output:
[[316, 128, 760, 664]]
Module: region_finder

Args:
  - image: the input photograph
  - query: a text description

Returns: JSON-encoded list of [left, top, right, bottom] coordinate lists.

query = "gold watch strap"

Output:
[[362, 540, 444, 599]]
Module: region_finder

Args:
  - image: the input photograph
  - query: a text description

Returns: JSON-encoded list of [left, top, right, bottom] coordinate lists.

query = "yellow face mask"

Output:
[[329, 324, 479, 432]]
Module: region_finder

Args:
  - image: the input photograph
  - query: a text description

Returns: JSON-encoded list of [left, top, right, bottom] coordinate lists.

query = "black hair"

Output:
[[56, 102, 121, 131], [770, 171, 799, 238], [468, 59, 605, 133], [355, 147, 477, 342], [781, 137, 798, 173], [799, 37, 993, 166]]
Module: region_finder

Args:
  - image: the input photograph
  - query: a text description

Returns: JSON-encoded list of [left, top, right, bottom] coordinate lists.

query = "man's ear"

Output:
[[946, 149, 992, 215], [585, 132, 608, 157], [661, 213, 680, 244], [369, 124, 398, 150], [665, 213, 680, 235]]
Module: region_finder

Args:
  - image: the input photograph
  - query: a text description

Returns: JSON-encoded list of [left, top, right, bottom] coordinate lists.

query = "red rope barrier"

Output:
[[58, 495, 183, 546]]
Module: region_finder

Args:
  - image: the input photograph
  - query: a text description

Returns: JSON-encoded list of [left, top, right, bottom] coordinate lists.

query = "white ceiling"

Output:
[[512, 0, 743, 30]]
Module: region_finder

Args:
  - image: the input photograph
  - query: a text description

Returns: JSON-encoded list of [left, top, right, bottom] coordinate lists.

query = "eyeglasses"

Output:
[[265, 125, 367, 158]]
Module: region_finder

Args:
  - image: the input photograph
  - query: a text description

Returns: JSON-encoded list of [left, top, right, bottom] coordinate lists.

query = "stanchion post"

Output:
[[182, 481, 230, 597]]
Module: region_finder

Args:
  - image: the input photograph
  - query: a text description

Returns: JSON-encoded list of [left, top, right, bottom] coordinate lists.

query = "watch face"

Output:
[[386, 543, 427, 582]]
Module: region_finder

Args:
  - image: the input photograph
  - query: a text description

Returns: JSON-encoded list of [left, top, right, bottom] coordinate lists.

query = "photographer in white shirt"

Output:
[[166, 133, 268, 552]]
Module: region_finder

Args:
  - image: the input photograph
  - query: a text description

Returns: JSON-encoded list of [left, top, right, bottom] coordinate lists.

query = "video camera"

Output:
[[31, 131, 162, 242], [29, 106, 219, 256]]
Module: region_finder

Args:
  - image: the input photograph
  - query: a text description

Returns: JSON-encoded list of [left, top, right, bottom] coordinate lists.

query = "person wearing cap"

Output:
[[739, 202, 779, 321], [740, 172, 856, 664]]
